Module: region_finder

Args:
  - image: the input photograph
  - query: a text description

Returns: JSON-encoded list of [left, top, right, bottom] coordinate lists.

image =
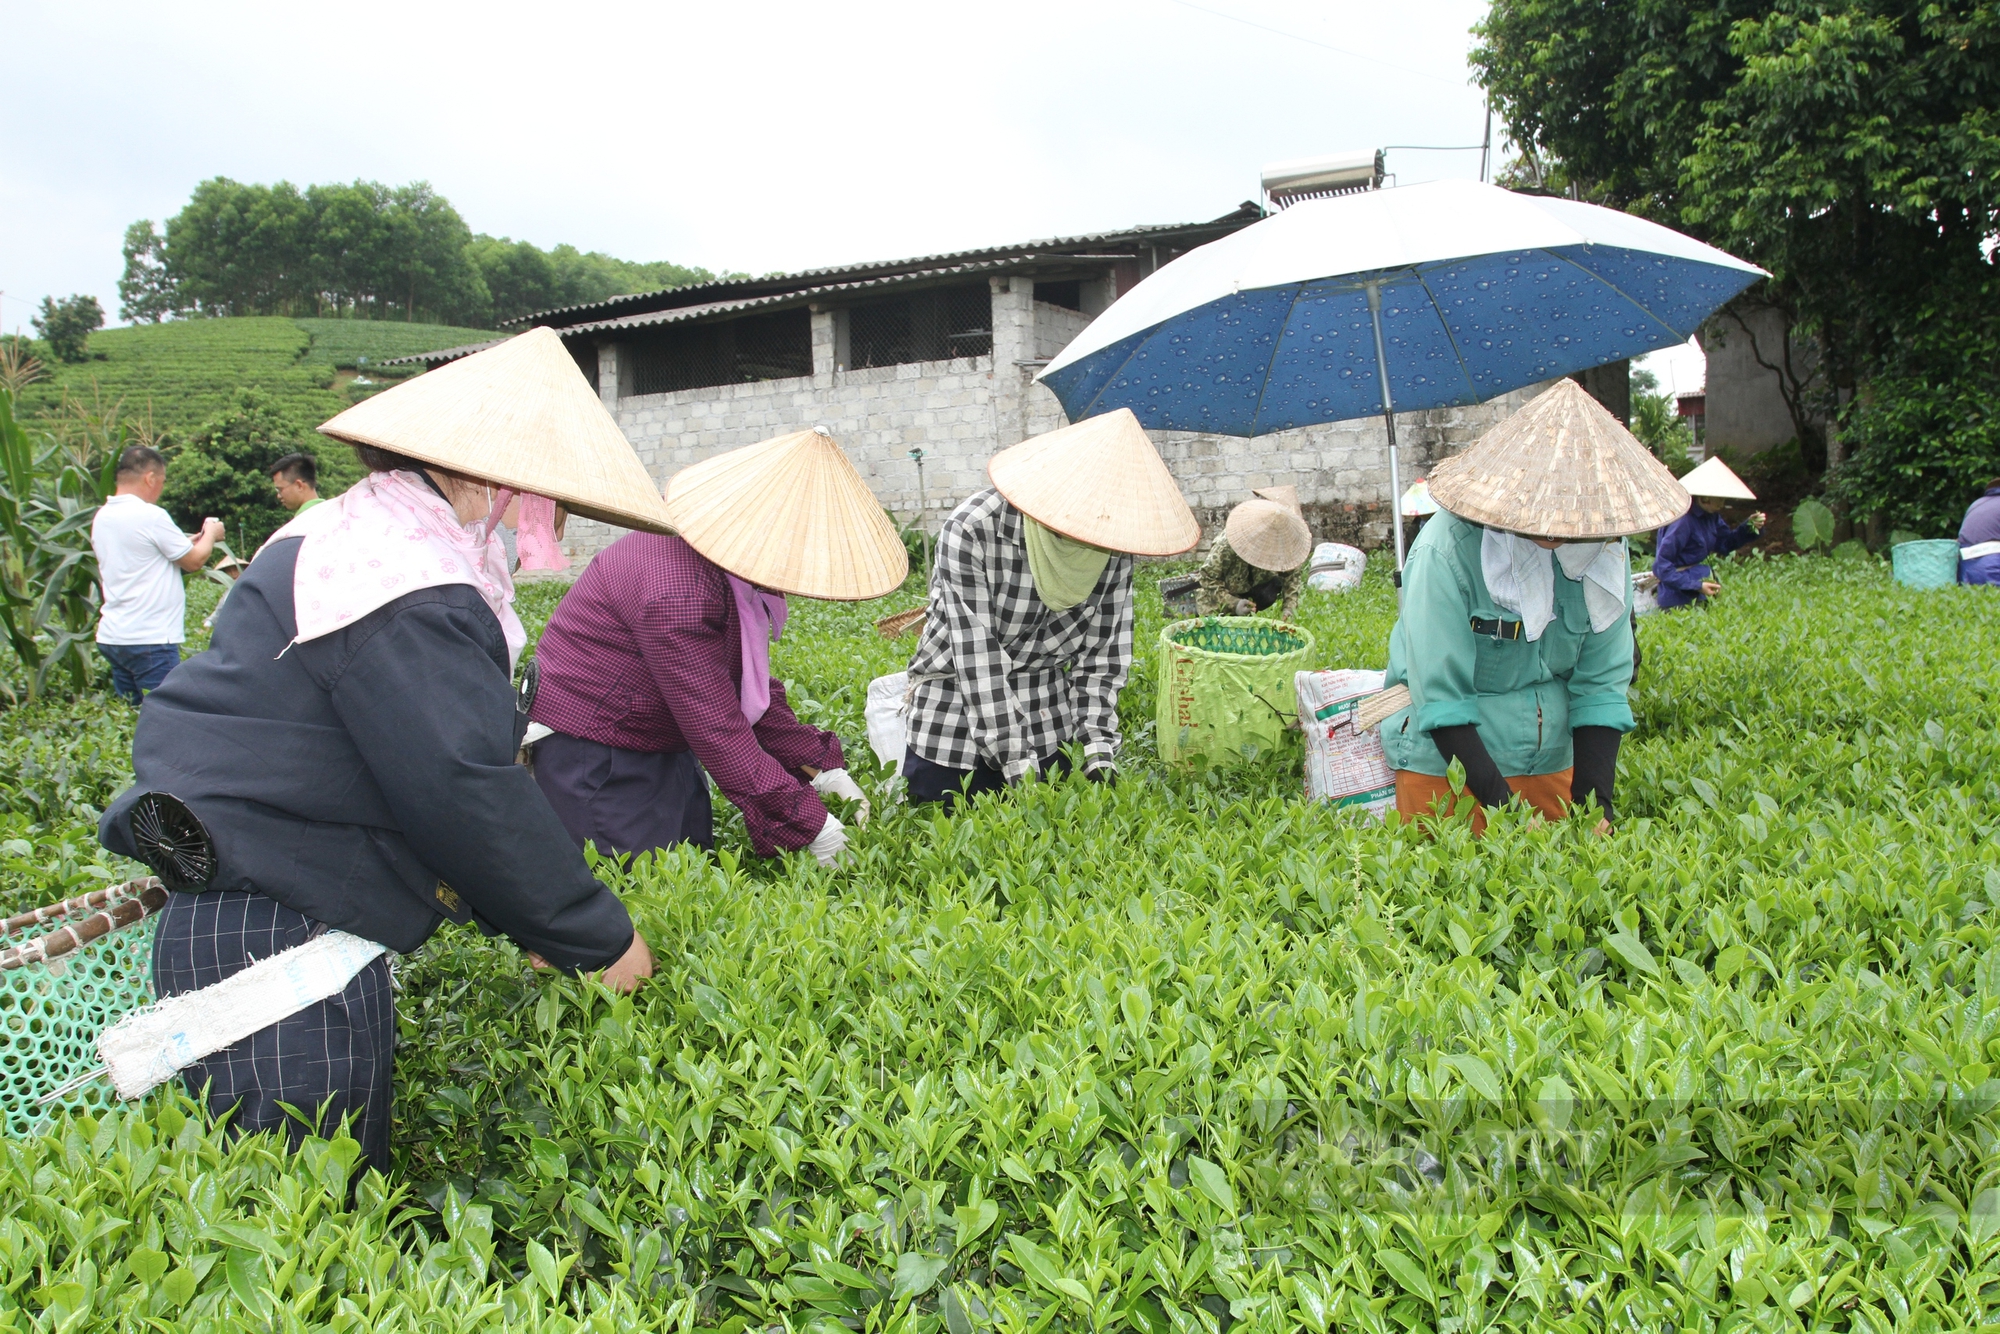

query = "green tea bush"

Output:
[[5, 551, 2000, 1330]]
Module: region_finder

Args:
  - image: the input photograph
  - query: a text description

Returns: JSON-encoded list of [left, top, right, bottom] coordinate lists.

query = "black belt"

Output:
[[1470, 617, 1525, 640]]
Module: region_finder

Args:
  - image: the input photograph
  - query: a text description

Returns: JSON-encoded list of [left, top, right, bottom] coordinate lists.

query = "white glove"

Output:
[[806, 812, 848, 867], [810, 768, 870, 826]]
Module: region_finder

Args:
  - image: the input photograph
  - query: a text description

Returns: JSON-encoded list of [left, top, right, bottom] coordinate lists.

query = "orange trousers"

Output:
[[1394, 767, 1574, 836]]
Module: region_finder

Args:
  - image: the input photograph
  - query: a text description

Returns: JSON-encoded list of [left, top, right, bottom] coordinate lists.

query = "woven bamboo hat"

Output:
[[1678, 456, 1756, 501], [665, 426, 908, 600], [987, 409, 1200, 556], [317, 327, 674, 533], [1427, 378, 1690, 539], [1252, 484, 1303, 514], [1225, 498, 1312, 571]]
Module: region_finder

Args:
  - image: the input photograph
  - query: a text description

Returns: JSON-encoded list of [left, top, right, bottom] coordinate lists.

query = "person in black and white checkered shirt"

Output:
[[902, 410, 1200, 808]]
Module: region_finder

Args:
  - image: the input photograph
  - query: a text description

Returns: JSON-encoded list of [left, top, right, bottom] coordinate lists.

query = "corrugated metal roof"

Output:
[[498, 203, 1262, 330], [543, 254, 1078, 340], [381, 337, 507, 367]]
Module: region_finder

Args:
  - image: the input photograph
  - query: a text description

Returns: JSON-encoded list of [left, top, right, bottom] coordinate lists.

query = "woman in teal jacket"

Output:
[[1379, 380, 1691, 832]]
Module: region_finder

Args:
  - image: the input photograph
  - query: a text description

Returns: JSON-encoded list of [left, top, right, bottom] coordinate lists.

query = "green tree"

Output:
[[166, 178, 318, 316], [376, 183, 487, 324], [161, 389, 336, 551], [1472, 0, 2000, 532], [1628, 367, 1695, 473], [31, 296, 105, 364], [117, 221, 179, 323], [138, 177, 729, 330]]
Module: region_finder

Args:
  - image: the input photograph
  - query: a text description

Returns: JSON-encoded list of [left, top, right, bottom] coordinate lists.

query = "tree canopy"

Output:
[[120, 178, 732, 330], [1472, 0, 2000, 533]]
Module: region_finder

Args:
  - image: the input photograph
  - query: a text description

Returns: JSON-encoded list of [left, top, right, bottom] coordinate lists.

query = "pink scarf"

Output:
[[262, 470, 527, 671], [725, 572, 789, 725]]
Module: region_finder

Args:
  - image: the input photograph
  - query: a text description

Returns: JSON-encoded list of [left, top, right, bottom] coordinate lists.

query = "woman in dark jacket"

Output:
[[1652, 457, 1765, 610], [97, 330, 674, 1171]]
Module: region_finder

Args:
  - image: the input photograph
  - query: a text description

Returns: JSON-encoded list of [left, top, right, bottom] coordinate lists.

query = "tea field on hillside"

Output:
[[12, 317, 497, 438], [4, 553, 2000, 1331]]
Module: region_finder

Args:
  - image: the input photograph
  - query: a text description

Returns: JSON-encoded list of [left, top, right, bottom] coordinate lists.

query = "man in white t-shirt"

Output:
[[91, 446, 223, 704]]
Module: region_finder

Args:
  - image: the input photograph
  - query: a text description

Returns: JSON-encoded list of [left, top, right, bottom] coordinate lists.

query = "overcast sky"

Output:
[[3, 0, 1702, 385]]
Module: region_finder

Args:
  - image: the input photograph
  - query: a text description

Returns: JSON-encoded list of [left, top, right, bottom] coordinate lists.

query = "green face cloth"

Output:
[[1023, 516, 1112, 611]]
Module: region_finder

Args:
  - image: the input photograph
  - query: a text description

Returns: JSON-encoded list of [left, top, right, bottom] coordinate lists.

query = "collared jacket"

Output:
[[98, 538, 634, 971], [1381, 510, 1634, 778], [529, 532, 841, 856], [1195, 538, 1303, 619], [905, 488, 1133, 777], [1652, 503, 1758, 609]]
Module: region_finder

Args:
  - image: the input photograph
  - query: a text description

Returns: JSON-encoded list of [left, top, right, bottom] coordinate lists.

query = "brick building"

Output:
[[394, 206, 1544, 565]]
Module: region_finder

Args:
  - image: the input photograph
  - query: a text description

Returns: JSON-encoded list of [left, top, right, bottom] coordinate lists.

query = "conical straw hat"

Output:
[[1427, 378, 1690, 539], [1225, 499, 1312, 571], [987, 409, 1199, 556], [1252, 484, 1303, 516], [1678, 456, 1756, 501], [1401, 478, 1439, 516], [317, 327, 674, 533], [665, 427, 908, 600]]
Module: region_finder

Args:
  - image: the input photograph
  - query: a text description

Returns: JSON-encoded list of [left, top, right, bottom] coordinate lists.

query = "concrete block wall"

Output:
[[551, 281, 1553, 566]]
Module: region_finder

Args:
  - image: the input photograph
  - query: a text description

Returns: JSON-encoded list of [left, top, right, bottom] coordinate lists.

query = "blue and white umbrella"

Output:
[[1038, 179, 1764, 572]]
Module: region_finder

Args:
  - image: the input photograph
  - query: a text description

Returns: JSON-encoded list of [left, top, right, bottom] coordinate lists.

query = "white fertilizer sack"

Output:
[[1306, 543, 1366, 594], [98, 929, 386, 1100], [1296, 669, 1397, 819]]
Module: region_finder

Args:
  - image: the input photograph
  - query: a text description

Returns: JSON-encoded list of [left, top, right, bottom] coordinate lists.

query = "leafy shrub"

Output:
[[160, 389, 364, 550], [1628, 367, 1692, 475], [10, 554, 2000, 1329]]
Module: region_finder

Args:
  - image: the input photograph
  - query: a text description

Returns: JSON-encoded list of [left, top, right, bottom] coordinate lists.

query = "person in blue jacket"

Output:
[[1652, 457, 1765, 609], [1957, 479, 2000, 586]]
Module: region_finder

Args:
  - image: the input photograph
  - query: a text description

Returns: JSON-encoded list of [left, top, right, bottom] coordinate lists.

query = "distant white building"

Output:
[[395, 206, 1544, 563]]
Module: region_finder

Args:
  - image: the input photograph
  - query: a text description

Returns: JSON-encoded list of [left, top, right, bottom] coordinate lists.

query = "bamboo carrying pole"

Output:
[[0, 878, 167, 972]]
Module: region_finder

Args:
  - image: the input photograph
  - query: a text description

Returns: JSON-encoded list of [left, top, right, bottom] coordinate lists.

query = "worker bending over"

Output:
[[1652, 457, 1764, 609], [1379, 379, 1688, 834], [97, 331, 666, 1172], [528, 428, 905, 866], [903, 409, 1199, 808], [1196, 485, 1312, 619]]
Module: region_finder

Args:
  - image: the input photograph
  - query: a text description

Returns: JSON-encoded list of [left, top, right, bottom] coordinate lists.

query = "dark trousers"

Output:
[[532, 731, 714, 859], [151, 889, 395, 1174], [98, 643, 181, 705], [903, 747, 1072, 812]]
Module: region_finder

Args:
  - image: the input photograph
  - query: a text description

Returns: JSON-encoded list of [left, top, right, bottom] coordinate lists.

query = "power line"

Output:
[[1161, 0, 1466, 86]]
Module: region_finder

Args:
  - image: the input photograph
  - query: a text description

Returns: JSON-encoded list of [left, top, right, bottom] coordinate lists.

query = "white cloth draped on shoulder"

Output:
[[261, 470, 526, 671], [1480, 528, 1628, 641]]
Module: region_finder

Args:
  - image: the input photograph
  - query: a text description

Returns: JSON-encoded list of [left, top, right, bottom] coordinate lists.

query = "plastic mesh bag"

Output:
[[1, 892, 156, 1137], [1155, 617, 1315, 765]]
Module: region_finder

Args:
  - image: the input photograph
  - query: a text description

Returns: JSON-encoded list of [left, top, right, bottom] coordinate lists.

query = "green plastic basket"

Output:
[[1890, 539, 1959, 590], [1, 904, 155, 1138], [1156, 616, 1315, 765]]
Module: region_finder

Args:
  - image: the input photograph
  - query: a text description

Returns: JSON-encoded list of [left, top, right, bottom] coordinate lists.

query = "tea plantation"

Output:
[[12, 317, 496, 439], [4, 552, 1999, 1331]]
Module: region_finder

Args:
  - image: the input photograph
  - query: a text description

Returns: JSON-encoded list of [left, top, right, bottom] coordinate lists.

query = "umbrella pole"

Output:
[[1365, 284, 1406, 592]]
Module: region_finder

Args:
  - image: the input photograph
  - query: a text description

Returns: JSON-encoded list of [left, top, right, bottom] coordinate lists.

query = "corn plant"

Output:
[[0, 388, 114, 700]]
